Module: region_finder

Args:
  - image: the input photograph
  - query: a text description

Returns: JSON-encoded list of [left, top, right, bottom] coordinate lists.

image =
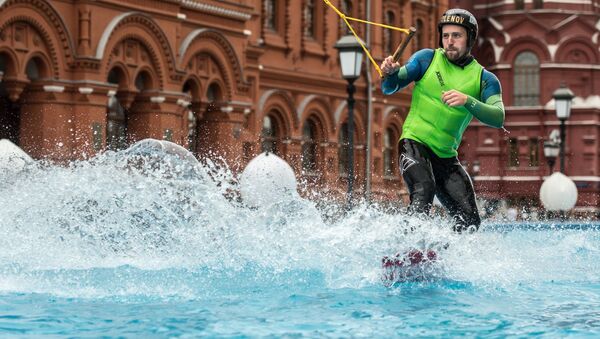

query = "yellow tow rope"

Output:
[[323, 0, 412, 77]]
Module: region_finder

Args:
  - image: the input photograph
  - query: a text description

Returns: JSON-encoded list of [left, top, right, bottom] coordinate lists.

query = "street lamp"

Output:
[[543, 140, 559, 174], [552, 84, 574, 173], [335, 35, 363, 207]]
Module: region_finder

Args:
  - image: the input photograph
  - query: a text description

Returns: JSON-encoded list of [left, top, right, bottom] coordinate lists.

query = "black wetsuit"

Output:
[[382, 49, 505, 232], [400, 139, 480, 232]]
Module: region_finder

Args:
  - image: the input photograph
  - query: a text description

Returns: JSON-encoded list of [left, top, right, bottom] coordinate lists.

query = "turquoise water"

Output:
[[1, 146, 599, 337]]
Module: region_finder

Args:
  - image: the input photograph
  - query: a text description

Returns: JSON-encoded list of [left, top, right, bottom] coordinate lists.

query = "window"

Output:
[[515, 0, 525, 10], [533, 0, 543, 9], [508, 138, 519, 167], [303, 0, 315, 38], [106, 67, 128, 151], [302, 120, 317, 172], [415, 19, 424, 50], [338, 122, 350, 176], [384, 11, 395, 56], [135, 71, 151, 91], [383, 128, 397, 176], [25, 58, 41, 80], [187, 110, 197, 152], [206, 83, 222, 113], [0, 54, 6, 74], [528, 137, 539, 167], [106, 95, 128, 151], [206, 83, 220, 102], [261, 115, 279, 154], [340, 0, 353, 36], [264, 0, 277, 31], [513, 52, 540, 106]]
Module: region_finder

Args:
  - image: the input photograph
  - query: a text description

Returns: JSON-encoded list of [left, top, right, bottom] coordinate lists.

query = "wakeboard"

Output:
[[381, 248, 439, 285]]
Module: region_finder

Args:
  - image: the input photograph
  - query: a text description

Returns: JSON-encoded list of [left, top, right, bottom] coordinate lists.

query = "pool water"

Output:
[[0, 147, 599, 337]]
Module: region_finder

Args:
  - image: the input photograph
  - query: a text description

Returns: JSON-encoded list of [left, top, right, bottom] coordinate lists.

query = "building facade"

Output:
[[4, 0, 597, 215], [0, 0, 448, 203], [451, 0, 600, 216]]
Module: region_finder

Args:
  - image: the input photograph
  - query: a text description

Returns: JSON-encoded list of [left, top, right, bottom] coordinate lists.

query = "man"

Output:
[[380, 9, 505, 232]]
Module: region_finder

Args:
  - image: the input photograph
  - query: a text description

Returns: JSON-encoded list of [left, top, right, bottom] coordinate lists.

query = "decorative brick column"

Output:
[[197, 105, 245, 171], [19, 82, 73, 162], [127, 93, 183, 144], [71, 86, 114, 159]]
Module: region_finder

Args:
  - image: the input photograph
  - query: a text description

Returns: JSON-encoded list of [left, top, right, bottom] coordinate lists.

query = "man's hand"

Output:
[[441, 90, 468, 107], [380, 56, 400, 77]]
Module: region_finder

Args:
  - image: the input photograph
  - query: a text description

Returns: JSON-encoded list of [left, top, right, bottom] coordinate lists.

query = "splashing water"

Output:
[[0, 143, 599, 336]]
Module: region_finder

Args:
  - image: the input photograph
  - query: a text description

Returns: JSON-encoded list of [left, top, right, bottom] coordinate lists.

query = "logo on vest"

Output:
[[435, 71, 445, 88]]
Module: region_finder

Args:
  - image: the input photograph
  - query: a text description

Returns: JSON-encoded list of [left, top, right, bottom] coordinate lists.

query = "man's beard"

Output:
[[444, 47, 474, 68], [444, 48, 464, 61]]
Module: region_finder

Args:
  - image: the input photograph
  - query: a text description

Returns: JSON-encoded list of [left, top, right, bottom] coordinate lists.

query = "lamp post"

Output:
[[540, 85, 577, 217], [552, 84, 574, 173], [543, 140, 559, 174], [335, 35, 363, 208]]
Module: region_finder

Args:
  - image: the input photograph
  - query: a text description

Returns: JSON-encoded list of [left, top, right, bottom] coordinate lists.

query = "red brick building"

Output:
[[2, 0, 598, 214], [451, 0, 600, 215], [0, 0, 449, 203]]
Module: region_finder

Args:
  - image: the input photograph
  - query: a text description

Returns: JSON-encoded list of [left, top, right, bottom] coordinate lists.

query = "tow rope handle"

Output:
[[392, 27, 417, 63]]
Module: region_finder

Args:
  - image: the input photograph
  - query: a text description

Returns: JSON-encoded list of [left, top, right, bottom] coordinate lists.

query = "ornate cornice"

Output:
[[179, 1, 252, 21]]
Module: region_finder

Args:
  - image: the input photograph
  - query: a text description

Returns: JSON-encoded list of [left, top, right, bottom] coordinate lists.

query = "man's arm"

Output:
[[441, 70, 505, 128], [381, 49, 434, 95], [464, 70, 505, 128]]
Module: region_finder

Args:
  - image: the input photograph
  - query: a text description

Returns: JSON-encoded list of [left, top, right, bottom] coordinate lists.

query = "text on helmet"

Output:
[[441, 15, 465, 24]]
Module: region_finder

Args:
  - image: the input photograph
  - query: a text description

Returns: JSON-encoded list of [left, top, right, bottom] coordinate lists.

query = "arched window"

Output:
[[0, 53, 20, 144], [0, 54, 5, 74], [384, 11, 395, 56], [302, 120, 318, 172], [304, 0, 315, 38], [338, 122, 350, 176], [26, 60, 39, 80], [25, 57, 48, 80], [383, 128, 397, 176], [261, 114, 279, 154], [206, 83, 222, 112], [107, 69, 122, 87], [134, 71, 152, 91], [513, 51, 540, 106], [206, 83, 221, 102]]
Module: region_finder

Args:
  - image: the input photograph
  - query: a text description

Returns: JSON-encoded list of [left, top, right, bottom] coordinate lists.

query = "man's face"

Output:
[[441, 24, 468, 61]]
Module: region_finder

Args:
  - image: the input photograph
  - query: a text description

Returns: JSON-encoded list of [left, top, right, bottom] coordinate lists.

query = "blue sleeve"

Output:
[[463, 69, 505, 128], [480, 69, 502, 101], [381, 49, 434, 95]]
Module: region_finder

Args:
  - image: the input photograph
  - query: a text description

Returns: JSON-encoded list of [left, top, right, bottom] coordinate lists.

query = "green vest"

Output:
[[401, 48, 483, 158]]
